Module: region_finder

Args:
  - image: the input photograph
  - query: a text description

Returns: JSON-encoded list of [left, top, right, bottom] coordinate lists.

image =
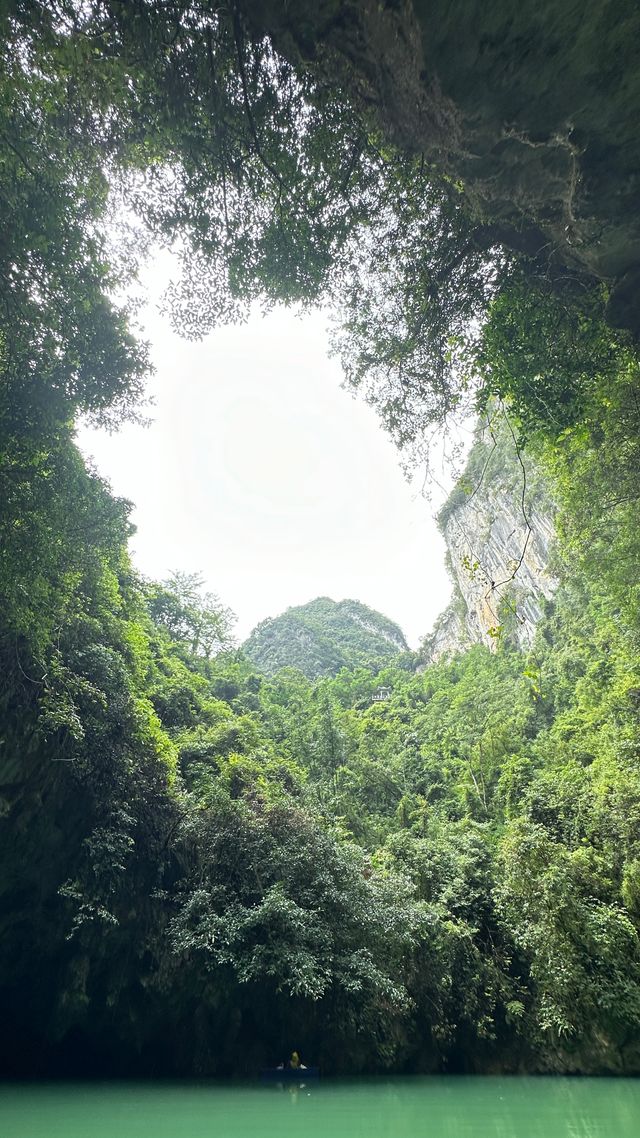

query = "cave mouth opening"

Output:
[[76, 294, 456, 652]]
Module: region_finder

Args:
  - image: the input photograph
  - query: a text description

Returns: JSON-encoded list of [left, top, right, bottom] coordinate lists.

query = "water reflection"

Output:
[[1, 1076, 639, 1138], [269, 1078, 315, 1103], [348, 1077, 640, 1138]]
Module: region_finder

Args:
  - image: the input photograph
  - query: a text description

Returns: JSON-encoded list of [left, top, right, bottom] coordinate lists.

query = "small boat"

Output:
[[261, 1066, 320, 1081]]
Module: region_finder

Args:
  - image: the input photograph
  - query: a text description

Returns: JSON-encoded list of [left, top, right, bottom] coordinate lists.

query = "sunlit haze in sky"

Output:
[[77, 267, 459, 649]]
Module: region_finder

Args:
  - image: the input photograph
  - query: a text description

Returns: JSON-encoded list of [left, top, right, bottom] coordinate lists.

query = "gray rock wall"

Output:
[[424, 422, 558, 659]]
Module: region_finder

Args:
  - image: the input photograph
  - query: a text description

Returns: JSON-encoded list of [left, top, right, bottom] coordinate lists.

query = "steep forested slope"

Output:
[[4, 454, 640, 1077], [3, 371, 640, 1075], [243, 597, 408, 678]]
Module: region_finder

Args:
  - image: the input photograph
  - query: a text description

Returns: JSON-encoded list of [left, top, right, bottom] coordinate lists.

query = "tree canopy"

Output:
[[3, 0, 633, 462]]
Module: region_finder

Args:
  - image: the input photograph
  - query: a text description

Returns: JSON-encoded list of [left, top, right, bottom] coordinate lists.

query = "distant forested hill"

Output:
[[242, 597, 409, 678]]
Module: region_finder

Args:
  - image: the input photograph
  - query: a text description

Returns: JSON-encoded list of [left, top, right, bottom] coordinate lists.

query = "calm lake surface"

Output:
[[1, 1076, 639, 1138]]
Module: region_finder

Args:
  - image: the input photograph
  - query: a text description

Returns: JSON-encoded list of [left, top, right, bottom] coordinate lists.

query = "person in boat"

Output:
[[288, 1050, 306, 1070]]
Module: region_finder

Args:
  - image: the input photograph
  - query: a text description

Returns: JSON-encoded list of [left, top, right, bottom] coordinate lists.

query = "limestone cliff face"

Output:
[[423, 421, 558, 660]]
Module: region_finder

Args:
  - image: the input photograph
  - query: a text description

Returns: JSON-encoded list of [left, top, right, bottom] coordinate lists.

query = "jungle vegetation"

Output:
[[2, 0, 640, 1076]]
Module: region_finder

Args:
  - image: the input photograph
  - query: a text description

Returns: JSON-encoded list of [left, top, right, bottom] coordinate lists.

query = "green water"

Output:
[[1, 1077, 639, 1138]]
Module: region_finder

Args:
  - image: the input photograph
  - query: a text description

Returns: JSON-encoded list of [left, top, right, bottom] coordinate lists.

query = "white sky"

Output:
[[77, 270, 459, 649]]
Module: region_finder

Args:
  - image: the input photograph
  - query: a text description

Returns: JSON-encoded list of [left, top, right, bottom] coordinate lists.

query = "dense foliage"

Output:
[[2, 0, 631, 460], [242, 597, 409, 679], [4, 362, 640, 1074], [2, 0, 640, 1080]]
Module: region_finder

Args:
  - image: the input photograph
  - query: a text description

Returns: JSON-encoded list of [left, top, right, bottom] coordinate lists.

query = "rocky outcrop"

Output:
[[423, 419, 558, 660], [247, 0, 640, 338]]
